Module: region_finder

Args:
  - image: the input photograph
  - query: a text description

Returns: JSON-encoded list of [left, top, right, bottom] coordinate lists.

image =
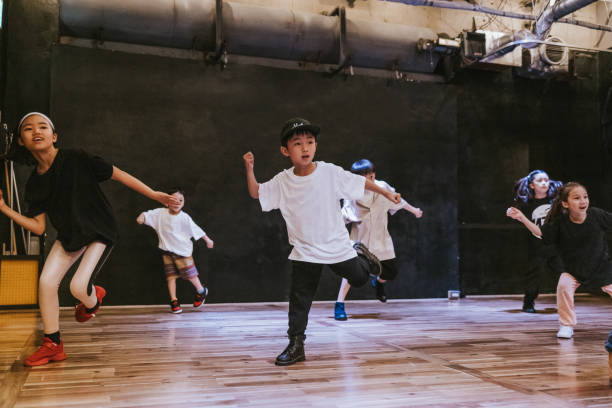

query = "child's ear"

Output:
[[17, 137, 24, 146], [561, 201, 569, 208], [52, 132, 58, 143], [280, 146, 290, 157]]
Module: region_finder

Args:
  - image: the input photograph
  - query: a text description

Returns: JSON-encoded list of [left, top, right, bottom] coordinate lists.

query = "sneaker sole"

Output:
[[171, 309, 183, 314], [275, 355, 306, 366], [24, 352, 67, 367], [354, 243, 382, 276]]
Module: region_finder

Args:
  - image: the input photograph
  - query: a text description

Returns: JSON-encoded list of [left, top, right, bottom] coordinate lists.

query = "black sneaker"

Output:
[[522, 300, 536, 313], [170, 299, 182, 314], [353, 242, 382, 277], [375, 281, 387, 303]]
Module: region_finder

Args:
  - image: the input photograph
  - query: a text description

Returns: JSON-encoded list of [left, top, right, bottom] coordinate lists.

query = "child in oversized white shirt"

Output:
[[242, 117, 401, 367], [137, 188, 214, 314], [335, 159, 423, 321]]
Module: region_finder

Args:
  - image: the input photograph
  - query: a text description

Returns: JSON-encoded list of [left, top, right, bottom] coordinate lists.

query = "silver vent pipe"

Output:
[[59, 0, 439, 73], [534, 0, 597, 39], [386, 0, 610, 33]]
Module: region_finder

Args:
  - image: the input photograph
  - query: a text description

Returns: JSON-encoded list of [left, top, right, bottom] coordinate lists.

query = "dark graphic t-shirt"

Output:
[[517, 197, 552, 257], [25, 148, 118, 251]]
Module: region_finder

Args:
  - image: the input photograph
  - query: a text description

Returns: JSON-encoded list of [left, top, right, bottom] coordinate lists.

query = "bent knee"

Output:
[[556, 273, 576, 293], [69, 279, 90, 299]]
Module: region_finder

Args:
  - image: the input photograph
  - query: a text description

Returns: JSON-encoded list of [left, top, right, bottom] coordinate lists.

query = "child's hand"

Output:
[[204, 237, 214, 249], [243, 152, 254, 170], [153, 191, 179, 207], [506, 207, 523, 221], [386, 191, 401, 204], [0, 190, 5, 210], [136, 213, 145, 224], [413, 208, 423, 218]]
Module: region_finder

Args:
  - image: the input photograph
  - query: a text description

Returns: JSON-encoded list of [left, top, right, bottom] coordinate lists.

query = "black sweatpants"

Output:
[[524, 256, 546, 306], [288, 256, 372, 337]]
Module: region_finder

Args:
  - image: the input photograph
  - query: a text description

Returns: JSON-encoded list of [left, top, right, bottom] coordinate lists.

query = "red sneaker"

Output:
[[75, 285, 106, 322], [170, 299, 182, 314], [24, 337, 67, 366], [193, 287, 208, 308]]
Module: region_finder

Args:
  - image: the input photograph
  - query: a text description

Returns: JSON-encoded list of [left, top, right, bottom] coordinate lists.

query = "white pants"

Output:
[[39, 241, 106, 333]]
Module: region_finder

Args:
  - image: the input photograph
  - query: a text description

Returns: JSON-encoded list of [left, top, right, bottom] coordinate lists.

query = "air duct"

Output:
[[60, 0, 217, 50], [221, 2, 339, 64], [59, 0, 440, 73]]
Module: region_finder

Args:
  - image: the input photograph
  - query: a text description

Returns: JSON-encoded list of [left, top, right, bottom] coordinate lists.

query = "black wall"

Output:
[[457, 68, 609, 295], [45, 45, 458, 305]]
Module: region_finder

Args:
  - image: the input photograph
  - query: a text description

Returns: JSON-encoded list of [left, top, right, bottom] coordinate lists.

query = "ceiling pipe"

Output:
[[534, 0, 597, 39], [385, 0, 611, 34]]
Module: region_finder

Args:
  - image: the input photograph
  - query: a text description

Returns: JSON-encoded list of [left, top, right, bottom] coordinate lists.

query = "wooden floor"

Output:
[[2, 295, 612, 407]]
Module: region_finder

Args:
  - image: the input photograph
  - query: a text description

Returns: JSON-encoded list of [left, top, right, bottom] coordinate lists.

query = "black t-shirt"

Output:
[[25, 148, 118, 251], [541, 207, 612, 287], [516, 197, 552, 257]]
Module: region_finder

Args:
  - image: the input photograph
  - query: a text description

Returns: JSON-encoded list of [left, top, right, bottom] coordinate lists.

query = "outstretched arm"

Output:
[[365, 179, 401, 204], [243, 152, 259, 199], [506, 207, 542, 237], [111, 166, 178, 207], [403, 202, 423, 218], [0, 190, 46, 235]]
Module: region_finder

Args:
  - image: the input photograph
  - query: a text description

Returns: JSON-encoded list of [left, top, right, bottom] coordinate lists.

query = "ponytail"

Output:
[[512, 176, 531, 204]]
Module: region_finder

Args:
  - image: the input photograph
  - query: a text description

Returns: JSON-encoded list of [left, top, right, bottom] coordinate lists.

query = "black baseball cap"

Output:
[[280, 118, 320, 145]]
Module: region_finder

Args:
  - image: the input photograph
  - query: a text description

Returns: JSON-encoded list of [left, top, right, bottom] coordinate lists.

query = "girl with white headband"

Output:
[[1, 112, 178, 366]]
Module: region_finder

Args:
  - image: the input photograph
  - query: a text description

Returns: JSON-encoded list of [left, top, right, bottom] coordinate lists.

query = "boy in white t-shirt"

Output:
[[334, 159, 423, 321], [242, 117, 401, 366], [137, 188, 214, 314]]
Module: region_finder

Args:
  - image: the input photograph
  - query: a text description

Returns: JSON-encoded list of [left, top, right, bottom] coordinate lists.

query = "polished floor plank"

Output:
[[2, 295, 612, 407]]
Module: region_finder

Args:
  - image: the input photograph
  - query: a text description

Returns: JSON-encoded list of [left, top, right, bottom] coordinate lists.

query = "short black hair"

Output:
[[350, 159, 375, 175], [167, 187, 184, 196]]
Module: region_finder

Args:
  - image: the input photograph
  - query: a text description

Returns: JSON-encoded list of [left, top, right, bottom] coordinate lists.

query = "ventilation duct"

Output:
[[59, 0, 217, 50], [345, 18, 439, 72], [59, 0, 440, 73], [222, 2, 339, 64]]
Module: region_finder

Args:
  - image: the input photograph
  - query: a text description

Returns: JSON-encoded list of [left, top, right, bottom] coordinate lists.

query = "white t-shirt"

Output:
[[143, 208, 206, 257], [342, 179, 406, 261], [259, 161, 366, 263]]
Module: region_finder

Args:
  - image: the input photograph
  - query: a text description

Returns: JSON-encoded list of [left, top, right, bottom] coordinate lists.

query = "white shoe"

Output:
[[556, 325, 574, 339]]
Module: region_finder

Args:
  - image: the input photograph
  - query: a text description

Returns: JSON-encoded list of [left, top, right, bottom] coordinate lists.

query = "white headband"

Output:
[[18, 112, 55, 132]]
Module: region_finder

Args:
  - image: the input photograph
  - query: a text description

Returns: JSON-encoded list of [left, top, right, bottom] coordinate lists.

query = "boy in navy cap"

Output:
[[242, 117, 401, 366]]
